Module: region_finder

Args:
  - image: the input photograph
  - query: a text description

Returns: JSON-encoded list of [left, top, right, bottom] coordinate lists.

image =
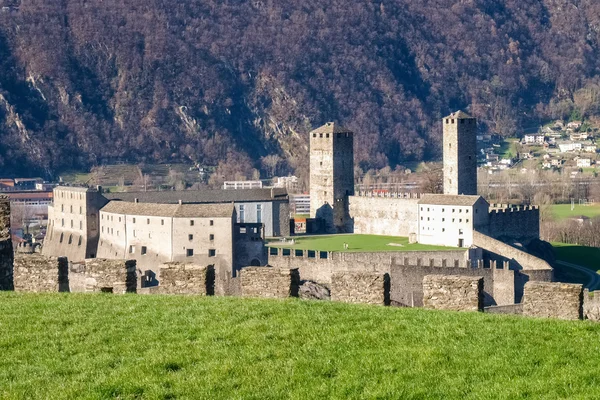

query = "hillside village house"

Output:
[[576, 158, 592, 168], [523, 134, 545, 145], [558, 142, 583, 153]]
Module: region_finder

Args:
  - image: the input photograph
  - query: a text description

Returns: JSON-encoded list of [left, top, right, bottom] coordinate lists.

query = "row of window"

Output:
[[311, 132, 351, 138], [422, 227, 464, 234], [101, 214, 215, 226], [58, 191, 84, 200], [421, 217, 470, 223], [58, 233, 82, 246], [61, 204, 83, 214], [421, 207, 472, 214], [238, 205, 261, 223], [61, 219, 83, 230]]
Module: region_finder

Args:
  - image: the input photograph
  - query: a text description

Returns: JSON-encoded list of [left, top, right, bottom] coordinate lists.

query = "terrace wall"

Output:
[[158, 263, 214, 295], [240, 266, 300, 299], [422, 275, 484, 311], [330, 272, 390, 305], [522, 281, 583, 320]]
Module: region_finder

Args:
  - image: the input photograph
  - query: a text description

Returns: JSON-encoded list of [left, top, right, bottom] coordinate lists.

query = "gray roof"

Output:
[[101, 201, 234, 218], [418, 194, 487, 207], [444, 110, 473, 119], [311, 122, 353, 135], [103, 188, 288, 204]]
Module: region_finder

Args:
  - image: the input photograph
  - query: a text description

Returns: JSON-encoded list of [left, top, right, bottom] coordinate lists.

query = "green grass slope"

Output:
[[1, 294, 600, 399], [553, 242, 600, 272], [267, 234, 458, 252], [550, 204, 600, 221]]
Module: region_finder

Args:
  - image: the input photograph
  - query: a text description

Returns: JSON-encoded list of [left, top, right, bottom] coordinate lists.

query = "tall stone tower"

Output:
[[309, 122, 354, 233], [443, 111, 478, 195]]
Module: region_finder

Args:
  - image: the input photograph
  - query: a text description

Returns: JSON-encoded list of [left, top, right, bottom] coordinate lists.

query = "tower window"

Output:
[[451, 119, 455, 124], [141, 246, 147, 255], [319, 133, 323, 138], [190, 220, 194, 226], [209, 249, 216, 257], [326, 134, 330, 138], [188, 234, 193, 241], [186, 249, 194, 257], [313, 133, 316, 138]]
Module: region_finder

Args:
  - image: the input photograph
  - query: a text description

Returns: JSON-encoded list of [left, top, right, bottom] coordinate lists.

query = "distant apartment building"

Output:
[[273, 176, 299, 192], [558, 142, 583, 153], [223, 181, 263, 190], [576, 158, 592, 168], [584, 144, 597, 153], [570, 132, 589, 141], [523, 134, 545, 145]]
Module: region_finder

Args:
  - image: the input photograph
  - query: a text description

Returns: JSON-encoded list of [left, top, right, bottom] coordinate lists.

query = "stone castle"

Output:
[[1, 111, 593, 321]]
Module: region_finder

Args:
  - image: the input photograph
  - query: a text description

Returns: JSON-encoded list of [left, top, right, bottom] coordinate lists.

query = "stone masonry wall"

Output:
[[522, 281, 583, 320], [0, 195, 13, 290], [330, 272, 390, 305], [267, 248, 471, 285], [472, 231, 551, 270], [14, 254, 68, 292], [158, 263, 214, 295], [240, 267, 300, 299], [349, 196, 419, 237], [487, 206, 540, 241], [422, 275, 484, 312], [70, 259, 137, 294], [583, 289, 600, 322]]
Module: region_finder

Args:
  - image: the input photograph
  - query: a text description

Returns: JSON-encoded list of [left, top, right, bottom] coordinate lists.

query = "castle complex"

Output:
[[1, 111, 568, 316]]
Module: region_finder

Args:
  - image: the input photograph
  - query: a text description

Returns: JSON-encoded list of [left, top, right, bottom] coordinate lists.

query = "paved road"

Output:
[[555, 261, 600, 290]]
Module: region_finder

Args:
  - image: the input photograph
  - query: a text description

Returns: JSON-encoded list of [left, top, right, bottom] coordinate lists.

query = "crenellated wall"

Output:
[[267, 247, 472, 285], [486, 205, 540, 240], [423, 275, 484, 312]]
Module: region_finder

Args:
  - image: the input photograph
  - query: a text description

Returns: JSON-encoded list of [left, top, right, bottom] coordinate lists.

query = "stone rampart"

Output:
[[487, 206, 540, 240], [330, 272, 390, 305], [267, 247, 471, 285], [14, 254, 68, 292], [158, 263, 214, 295], [0, 195, 13, 290], [240, 266, 300, 299], [583, 289, 600, 321], [472, 231, 551, 271], [522, 281, 583, 320], [349, 196, 419, 236], [215, 264, 241, 296], [70, 259, 137, 294], [390, 259, 513, 307], [422, 275, 484, 311]]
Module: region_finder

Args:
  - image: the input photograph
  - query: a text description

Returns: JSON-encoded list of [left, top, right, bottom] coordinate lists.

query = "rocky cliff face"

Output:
[[0, 0, 599, 178]]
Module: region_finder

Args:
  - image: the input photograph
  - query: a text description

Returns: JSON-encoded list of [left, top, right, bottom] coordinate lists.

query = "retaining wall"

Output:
[[14, 254, 68, 292], [422, 275, 484, 312], [240, 267, 300, 299], [70, 259, 137, 294], [473, 231, 551, 271], [522, 281, 583, 320], [330, 272, 390, 305]]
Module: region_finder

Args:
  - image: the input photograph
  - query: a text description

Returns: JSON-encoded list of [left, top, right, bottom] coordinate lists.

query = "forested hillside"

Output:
[[0, 0, 599, 178]]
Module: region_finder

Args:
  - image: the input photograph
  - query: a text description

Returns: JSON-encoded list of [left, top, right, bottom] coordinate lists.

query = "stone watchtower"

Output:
[[443, 111, 478, 195], [309, 122, 354, 233]]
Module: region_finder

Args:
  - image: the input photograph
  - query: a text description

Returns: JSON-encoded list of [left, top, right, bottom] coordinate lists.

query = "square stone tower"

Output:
[[309, 122, 354, 233], [443, 111, 478, 195]]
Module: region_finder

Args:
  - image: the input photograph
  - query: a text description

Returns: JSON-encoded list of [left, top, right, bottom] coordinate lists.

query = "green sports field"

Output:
[[267, 234, 459, 252], [1, 293, 600, 399], [553, 242, 600, 272], [550, 203, 600, 220]]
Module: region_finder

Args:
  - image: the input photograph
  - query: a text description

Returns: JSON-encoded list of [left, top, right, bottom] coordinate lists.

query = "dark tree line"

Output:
[[0, 0, 599, 179]]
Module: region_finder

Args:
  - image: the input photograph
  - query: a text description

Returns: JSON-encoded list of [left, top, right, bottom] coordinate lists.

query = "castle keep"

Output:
[[443, 111, 478, 195]]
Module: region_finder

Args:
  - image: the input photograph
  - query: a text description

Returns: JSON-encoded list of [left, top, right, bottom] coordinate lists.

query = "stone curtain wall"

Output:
[[422, 275, 484, 312], [73, 259, 137, 294], [522, 281, 583, 320], [583, 289, 600, 321], [487, 206, 540, 241], [158, 263, 214, 295], [330, 272, 390, 305], [215, 263, 241, 296], [0, 195, 13, 290], [472, 231, 551, 270], [13, 254, 68, 292], [267, 248, 470, 285], [240, 267, 300, 299]]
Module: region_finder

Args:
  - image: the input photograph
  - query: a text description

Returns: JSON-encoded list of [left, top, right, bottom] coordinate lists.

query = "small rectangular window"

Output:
[[133, 217, 136, 223], [186, 249, 194, 257], [141, 246, 147, 255], [147, 218, 150, 224], [129, 246, 134, 254], [209, 220, 214, 226], [209, 249, 216, 257], [161, 219, 164, 225], [209, 234, 214, 241], [190, 220, 194, 226], [188, 234, 193, 241]]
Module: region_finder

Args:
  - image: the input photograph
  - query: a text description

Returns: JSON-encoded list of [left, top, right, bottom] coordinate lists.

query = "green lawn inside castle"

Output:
[[267, 234, 459, 252], [2, 293, 600, 399]]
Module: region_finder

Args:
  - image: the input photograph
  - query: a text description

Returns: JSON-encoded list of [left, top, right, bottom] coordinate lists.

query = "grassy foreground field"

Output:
[[550, 203, 600, 220], [2, 294, 600, 399], [267, 234, 458, 252]]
